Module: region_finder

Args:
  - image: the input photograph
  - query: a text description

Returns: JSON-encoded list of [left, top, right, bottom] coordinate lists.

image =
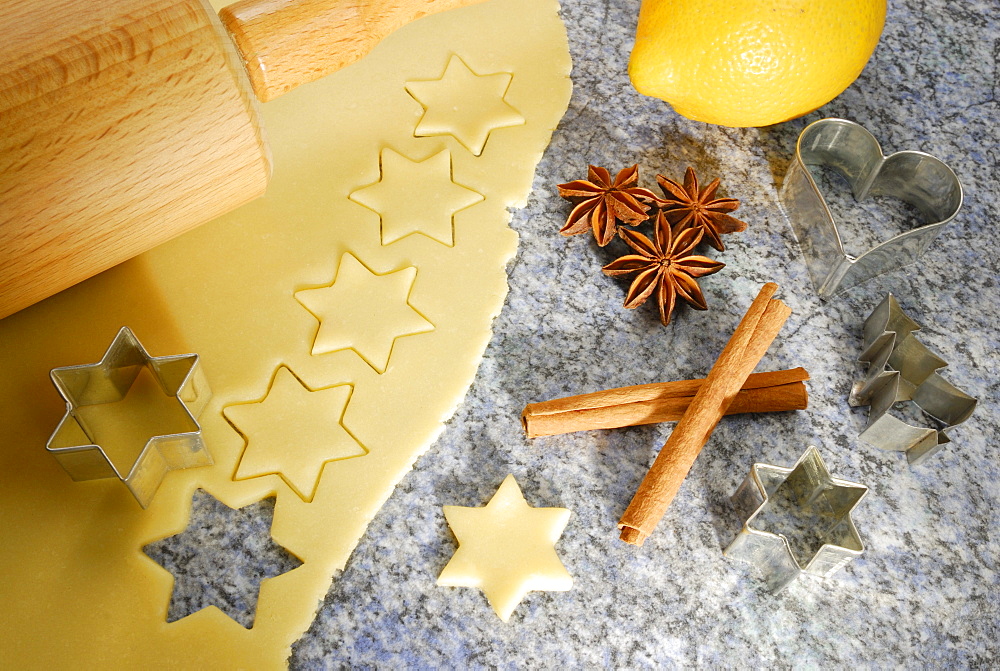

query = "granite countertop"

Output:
[[169, 0, 1000, 665]]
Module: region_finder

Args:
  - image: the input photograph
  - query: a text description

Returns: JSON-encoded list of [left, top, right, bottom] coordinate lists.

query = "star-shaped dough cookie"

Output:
[[295, 253, 434, 373], [349, 148, 483, 246], [223, 366, 367, 502], [406, 55, 525, 156], [438, 474, 572, 621]]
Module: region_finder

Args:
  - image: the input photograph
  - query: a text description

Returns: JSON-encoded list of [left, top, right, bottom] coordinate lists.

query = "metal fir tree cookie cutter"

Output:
[[848, 294, 977, 465], [780, 118, 964, 298], [724, 446, 868, 594], [46, 327, 213, 508]]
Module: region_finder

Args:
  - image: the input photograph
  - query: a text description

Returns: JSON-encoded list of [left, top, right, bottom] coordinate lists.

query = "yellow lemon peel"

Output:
[[629, 0, 886, 127]]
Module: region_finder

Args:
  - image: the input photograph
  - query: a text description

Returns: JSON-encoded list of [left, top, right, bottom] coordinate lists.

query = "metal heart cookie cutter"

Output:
[[780, 118, 963, 298], [46, 327, 213, 508], [848, 294, 977, 465], [724, 446, 867, 594]]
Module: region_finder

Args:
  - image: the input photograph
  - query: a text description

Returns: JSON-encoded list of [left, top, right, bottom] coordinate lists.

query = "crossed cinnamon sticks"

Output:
[[522, 283, 798, 547]]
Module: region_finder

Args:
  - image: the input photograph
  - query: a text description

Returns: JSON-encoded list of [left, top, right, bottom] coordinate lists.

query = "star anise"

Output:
[[557, 165, 658, 246], [602, 210, 725, 326], [655, 167, 747, 251]]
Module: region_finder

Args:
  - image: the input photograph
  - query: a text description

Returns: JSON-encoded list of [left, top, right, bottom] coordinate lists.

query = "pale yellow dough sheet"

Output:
[[0, 0, 571, 666]]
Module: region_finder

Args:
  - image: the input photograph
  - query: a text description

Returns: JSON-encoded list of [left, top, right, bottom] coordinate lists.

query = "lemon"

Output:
[[629, 0, 886, 127]]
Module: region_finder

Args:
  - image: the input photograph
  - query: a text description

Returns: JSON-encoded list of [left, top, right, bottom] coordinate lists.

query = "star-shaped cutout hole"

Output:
[[144, 490, 302, 629], [438, 474, 572, 621], [349, 148, 483, 246], [294, 253, 434, 373], [223, 366, 368, 502], [405, 55, 525, 156]]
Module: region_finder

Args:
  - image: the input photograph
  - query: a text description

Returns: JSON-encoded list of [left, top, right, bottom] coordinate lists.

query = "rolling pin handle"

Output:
[[219, 0, 489, 102]]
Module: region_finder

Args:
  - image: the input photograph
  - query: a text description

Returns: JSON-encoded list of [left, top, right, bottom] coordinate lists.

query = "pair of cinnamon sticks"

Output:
[[523, 282, 797, 547]]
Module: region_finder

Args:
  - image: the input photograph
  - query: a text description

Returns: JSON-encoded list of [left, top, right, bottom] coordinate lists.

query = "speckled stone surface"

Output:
[[144, 491, 301, 629], [165, 0, 1000, 665]]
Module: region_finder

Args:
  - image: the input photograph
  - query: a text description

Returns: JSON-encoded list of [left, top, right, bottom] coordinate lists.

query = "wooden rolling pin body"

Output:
[[0, 0, 482, 319]]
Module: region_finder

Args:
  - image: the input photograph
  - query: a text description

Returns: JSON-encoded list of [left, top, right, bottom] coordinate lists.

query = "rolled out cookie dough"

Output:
[[0, 0, 571, 666]]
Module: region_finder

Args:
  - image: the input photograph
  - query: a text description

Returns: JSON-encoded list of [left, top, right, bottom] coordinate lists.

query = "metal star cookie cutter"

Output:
[[780, 118, 963, 298], [724, 446, 867, 594], [848, 294, 977, 465], [46, 327, 213, 508]]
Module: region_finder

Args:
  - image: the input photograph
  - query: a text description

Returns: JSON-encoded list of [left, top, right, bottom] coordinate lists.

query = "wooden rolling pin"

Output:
[[0, 0, 484, 319]]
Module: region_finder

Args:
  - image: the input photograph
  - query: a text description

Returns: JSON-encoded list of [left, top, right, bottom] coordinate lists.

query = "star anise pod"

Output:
[[655, 167, 747, 251], [557, 165, 658, 246], [602, 210, 725, 326]]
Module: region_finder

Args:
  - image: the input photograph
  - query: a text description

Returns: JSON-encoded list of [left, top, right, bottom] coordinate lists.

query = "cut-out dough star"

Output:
[[295, 253, 434, 373], [223, 366, 367, 502], [406, 55, 525, 156], [144, 490, 302, 629], [349, 148, 483, 246], [438, 474, 572, 621]]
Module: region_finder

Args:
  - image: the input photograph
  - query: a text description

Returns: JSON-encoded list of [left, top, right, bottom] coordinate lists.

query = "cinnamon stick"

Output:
[[521, 368, 808, 438], [618, 282, 792, 546]]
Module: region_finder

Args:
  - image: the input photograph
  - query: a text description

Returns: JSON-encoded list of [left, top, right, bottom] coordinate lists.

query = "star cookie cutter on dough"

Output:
[[847, 294, 977, 465], [46, 327, 213, 508], [724, 446, 867, 594], [780, 118, 963, 298]]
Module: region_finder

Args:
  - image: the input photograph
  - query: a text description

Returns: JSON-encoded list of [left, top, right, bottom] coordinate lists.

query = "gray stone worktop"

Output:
[[177, 0, 1000, 665]]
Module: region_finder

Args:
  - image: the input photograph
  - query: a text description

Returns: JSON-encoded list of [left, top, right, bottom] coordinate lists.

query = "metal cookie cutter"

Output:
[[46, 327, 213, 508], [780, 118, 963, 298], [848, 294, 977, 465], [724, 446, 867, 593]]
